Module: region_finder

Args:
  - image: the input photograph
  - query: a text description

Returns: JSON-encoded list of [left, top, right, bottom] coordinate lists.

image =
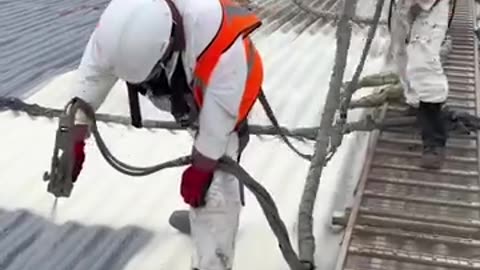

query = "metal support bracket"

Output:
[[331, 207, 352, 228]]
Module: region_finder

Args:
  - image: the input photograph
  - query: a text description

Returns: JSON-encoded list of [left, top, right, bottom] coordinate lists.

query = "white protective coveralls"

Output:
[[389, 0, 450, 107], [70, 0, 248, 269]]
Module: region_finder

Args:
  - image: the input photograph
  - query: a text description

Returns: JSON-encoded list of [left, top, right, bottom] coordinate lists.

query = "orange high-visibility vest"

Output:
[[192, 0, 264, 127]]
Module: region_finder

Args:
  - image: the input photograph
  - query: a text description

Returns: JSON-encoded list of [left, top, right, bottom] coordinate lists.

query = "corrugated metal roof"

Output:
[[0, 0, 109, 97], [252, 0, 391, 33], [0, 0, 391, 269]]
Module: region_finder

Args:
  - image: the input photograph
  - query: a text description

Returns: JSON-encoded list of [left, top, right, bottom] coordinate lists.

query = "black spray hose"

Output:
[[258, 90, 313, 161], [449, 0, 456, 28]]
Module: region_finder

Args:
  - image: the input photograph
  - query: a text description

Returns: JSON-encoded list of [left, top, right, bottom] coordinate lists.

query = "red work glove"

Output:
[[71, 140, 85, 183], [180, 148, 217, 208], [71, 124, 89, 183]]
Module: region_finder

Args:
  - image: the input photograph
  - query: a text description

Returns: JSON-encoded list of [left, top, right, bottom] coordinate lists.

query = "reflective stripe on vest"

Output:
[[192, 0, 263, 126]]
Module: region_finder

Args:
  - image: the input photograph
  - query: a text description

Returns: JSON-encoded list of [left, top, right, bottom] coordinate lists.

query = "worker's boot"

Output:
[[169, 210, 190, 234], [417, 101, 447, 169]]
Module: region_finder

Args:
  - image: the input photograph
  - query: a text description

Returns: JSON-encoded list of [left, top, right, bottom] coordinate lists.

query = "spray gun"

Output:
[[42, 98, 90, 198]]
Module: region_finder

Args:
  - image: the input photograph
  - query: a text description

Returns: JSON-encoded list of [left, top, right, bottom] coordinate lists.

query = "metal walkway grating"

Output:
[[335, 1, 480, 269]]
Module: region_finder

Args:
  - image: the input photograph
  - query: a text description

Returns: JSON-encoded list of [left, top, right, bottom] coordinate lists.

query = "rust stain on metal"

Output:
[[335, 1, 480, 269]]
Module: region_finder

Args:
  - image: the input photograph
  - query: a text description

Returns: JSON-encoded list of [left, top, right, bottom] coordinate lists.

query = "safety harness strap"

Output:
[[127, 83, 144, 128]]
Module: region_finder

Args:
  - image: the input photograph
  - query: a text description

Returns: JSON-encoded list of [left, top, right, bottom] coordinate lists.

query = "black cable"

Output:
[[259, 90, 313, 161]]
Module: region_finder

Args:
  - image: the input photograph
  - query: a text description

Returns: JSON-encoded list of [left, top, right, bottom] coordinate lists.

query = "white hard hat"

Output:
[[95, 0, 173, 83]]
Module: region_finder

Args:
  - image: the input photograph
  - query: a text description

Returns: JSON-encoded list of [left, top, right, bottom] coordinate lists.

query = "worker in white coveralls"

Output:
[[65, 0, 264, 269], [388, 0, 450, 169]]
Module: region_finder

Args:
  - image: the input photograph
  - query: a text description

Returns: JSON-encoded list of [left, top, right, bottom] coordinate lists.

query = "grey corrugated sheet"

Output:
[[0, 0, 391, 269], [0, 0, 108, 97], [253, 0, 390, 33], [0, 0, 390, 97]]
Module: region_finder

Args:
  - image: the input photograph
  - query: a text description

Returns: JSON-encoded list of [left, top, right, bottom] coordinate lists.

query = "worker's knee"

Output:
[[405, 71, 448, 103], [189, 145, 242, 270], [189, 179, 241, 270], [206, 171, 243, 209], [405, 35, 448, 103], [405, 54, 448, 103]]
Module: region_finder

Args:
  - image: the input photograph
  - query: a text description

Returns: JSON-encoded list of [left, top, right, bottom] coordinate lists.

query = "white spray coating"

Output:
[[50, 198, 58, 222], [0, 19, 390, 270]]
